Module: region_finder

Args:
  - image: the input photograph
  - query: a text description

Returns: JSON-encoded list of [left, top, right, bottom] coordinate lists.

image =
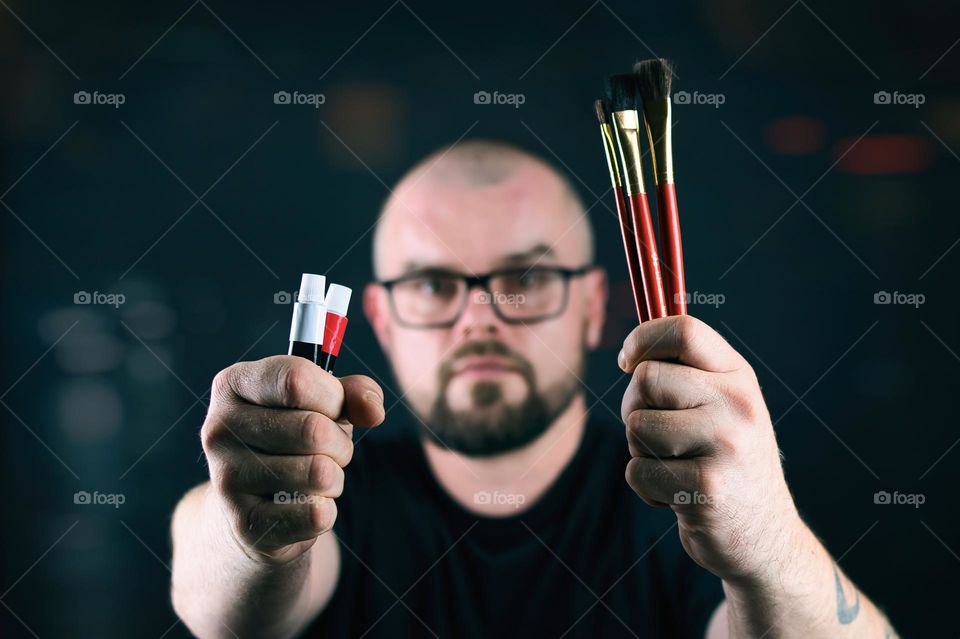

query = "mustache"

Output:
[[439, 340, 533, 379]]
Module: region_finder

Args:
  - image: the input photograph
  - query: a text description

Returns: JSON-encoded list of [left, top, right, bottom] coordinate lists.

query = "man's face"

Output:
[[365, 157, 607, 456]]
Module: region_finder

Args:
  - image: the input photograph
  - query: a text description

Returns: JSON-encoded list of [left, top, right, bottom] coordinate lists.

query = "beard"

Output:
[[419, 338, 583, 457]]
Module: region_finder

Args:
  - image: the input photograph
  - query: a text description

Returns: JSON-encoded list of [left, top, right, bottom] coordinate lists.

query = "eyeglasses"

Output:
[[377, 265, 596, 329]]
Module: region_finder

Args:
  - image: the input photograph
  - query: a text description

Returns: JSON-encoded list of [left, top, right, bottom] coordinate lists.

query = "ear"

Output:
[[363, 283, 393, 358], [584, 267, 608, 350]]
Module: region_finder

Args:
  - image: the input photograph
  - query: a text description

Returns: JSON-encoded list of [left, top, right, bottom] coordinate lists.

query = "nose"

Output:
[[454, 285, 501, 337]]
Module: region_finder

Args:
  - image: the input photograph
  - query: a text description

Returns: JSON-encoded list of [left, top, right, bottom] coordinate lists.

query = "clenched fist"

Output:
[[201, 356, 384, 565], [619, 315, 802, 586]]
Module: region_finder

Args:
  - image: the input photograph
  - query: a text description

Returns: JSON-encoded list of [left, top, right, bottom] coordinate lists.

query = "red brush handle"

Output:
[[614, 186, 649, 323], [657, 182, 687, 316], [628, 192, 668, 319]]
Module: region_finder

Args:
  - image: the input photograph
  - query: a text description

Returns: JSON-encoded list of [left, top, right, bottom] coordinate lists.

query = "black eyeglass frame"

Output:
[[376, 264, 598, 329]]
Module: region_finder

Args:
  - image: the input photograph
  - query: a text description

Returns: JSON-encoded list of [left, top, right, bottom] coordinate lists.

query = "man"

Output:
[[171, 140, 898, 637]]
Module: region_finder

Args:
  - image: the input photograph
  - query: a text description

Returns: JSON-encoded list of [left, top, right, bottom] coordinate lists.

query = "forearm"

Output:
[[170, 482, 334, 639], [721, 516, 898, 638]]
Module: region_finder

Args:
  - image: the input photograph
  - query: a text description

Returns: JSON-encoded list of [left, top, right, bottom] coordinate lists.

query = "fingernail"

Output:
[[617, 349, 627, 371], [364, 390, 383, 406]]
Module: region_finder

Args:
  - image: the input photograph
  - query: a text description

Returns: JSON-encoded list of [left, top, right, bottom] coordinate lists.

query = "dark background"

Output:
[[2, 0, 957, 636]]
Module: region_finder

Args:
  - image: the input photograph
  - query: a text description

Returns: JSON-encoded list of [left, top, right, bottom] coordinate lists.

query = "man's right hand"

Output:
[[201, 355, 384, 565]]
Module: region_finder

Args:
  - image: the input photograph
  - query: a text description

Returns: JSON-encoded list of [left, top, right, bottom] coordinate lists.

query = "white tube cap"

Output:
[[325, 283, 352, 316], [297, 273, 326, 304]]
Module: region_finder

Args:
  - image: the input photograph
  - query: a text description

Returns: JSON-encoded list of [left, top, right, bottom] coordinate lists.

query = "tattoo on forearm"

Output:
[[833, 565, 860, 624]]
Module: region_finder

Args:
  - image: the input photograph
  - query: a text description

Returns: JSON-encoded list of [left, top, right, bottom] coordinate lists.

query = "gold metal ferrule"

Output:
[[641, 98, 674, 185], [611, 110, 647, 196], [599, 123, 622, 188]]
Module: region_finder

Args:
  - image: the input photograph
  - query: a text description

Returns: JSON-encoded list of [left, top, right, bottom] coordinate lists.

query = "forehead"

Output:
[[377, 161, 588, 277]]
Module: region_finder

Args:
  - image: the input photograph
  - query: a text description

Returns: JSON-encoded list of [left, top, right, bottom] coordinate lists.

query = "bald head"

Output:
[[372, 140, 594, 278]]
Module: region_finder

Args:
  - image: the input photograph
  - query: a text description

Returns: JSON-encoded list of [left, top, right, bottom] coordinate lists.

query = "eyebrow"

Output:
[[398, 260, 460, 275], [494, 243, 556, 266], [397, 244, 557, 276]]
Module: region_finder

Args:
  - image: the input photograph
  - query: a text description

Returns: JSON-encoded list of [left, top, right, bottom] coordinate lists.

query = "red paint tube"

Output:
[[318, 283, 351, 374]]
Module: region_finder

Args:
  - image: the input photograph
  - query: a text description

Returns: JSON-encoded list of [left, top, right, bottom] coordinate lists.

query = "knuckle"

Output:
[[724, 381, 765, 424], [199, 418, 216, 452], [302, 414, 351, 466], [278, 360, 311, 406], [300, 412, 327, 452], [313, 498, 338, 533], [673, 315, 700, 351], [200, 415, 229, 455], [341, 437, 354, 467], [233, 506, 259, 546], [212, 365, 238, 403], [213, 464, 242, 497], [627, 409, 659, 439], [634, 360, 661, 400], [308, 454, 335, 491]]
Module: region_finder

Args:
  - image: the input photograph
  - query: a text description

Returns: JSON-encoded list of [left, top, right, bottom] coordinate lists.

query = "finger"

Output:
[[214, 355, 345, 417], [619, 315, 745, 374], [625, 407, 717, 459], [339, 375, 385, 428], [219, 452, 345, 498], [625, 457, 701, 507], [208, 405, 353, 464], [620, 360, 721, 415], [237, 496, 337, 552]]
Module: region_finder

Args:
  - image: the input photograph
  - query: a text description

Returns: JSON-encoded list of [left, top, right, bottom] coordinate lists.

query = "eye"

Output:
[[414, 276, 457, 298], [516, 270, 548, 288]]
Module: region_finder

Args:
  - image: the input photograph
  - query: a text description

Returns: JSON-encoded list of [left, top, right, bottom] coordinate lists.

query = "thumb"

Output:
[[338, 375, 385, 428]]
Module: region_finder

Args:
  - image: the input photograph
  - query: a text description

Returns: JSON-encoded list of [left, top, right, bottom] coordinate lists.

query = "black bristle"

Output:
[[633, 58, 673, 102], [603, 74, 639, 112]]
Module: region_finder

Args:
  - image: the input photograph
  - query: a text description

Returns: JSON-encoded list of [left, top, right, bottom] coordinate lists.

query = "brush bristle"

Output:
[[594, 99, 608, 124], [634, 58, 673, 102], [603, 74, 639, 112]]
